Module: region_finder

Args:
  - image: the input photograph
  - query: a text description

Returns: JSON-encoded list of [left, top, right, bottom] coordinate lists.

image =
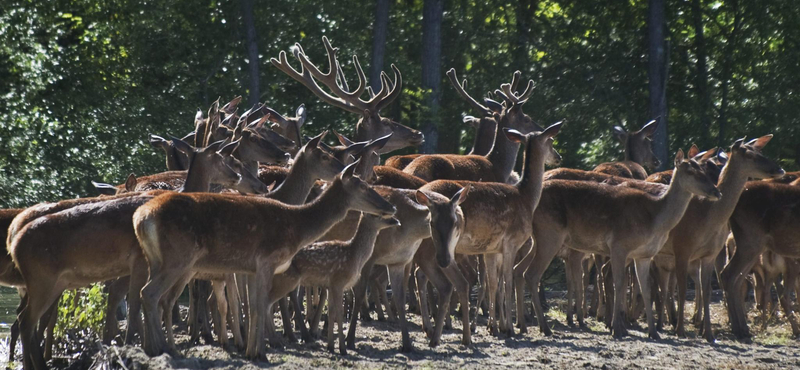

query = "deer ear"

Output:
[[732, 137, 746, 150], [125, 174, 137, 192], [463, 116, 480, 128], [218, 139, 240, 157], [296, 104, 307, 126], [335, 130, 355, 146], [750, 134, 773, 152], [367, 133, 392, 153], [688, 144, 700, 158], [149, 134, 168, 149], [342, 158, 360, 178], [612, 126, 627, 143], [306, 131, 327, 150], [91, 181, 118, 195], [171, 136, 195, 155], [451, 186, 469, 206], [484, 98, 504, 114], [639, 119, 659, 137], [700, 147, 718, 161], [503, 128, 525, 144], [415, 190, 432, 207], [674, 149, 685, 166], [182, 132, 196, 143], [543, 121, 564, 138]]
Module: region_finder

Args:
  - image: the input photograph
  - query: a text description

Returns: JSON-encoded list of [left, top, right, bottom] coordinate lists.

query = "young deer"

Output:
[[594, 119, 660, 179], [133, 162, 396, 360], [414, 122, 562, 345], [267, 213, 400, 354], [10, 139, 253, 370], [271, 36, 423, 154], [520, 149, 721, 340], [402, 75, 541, 184]]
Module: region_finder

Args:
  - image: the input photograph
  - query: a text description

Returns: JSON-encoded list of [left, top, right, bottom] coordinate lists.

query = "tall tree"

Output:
[[691, 0, 711, 143], [649, 0, 669, 169], [370, 0, 390, 92], [241, 0, 260, 107], [420, 0, 443, 154]]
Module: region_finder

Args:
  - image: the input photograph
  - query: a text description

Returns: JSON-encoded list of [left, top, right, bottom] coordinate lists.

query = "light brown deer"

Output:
[[722, 180, 800, 340], [413, 122, 562, 346], [271, 36, 423, 154], [594, 119, 660, 179], [10, 138, 256, 370], [751, 250, 800, 334], [520, 150, 721, 340], [133, 161, 396, 360]]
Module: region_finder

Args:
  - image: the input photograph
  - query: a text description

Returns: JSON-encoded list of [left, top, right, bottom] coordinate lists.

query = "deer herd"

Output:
[[3, 36, 799, 370]]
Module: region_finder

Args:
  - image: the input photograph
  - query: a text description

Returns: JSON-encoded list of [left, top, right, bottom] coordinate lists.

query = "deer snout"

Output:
[[410, 131, 425, 145], [707, 188, 722, 201], [437, 251, 452, 268]]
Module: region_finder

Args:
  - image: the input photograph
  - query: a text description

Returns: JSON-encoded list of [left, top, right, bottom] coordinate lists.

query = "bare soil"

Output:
[[3, 291, 798, 369]]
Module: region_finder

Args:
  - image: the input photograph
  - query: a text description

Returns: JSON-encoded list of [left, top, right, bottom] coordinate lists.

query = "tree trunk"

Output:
[[514, 0, 537, 70], [241, 0, 260, 107], [648, 0, 669, 170], [420, 0, 443, 154], [691, 0, 711, 144], [718, 0, 741, 146], [370, 0, 390, 92]]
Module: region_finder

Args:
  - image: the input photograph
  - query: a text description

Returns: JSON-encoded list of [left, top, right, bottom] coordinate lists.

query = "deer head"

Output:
[[728, 135, 784, 180], [334, 160, 397, 218], [271, 36, 423, 154], [672, 149, 722, 201], [612, 119, 660, 170], [416, 187, 469, 268]]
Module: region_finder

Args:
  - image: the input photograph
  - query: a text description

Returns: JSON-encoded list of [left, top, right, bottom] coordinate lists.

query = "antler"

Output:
[[494, 71, 534, 105], [271, 36, 401, 115], [447, 68, 492, 117]]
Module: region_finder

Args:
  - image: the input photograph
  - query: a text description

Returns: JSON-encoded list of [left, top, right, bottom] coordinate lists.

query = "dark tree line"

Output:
[[1, 0, 798, 207]]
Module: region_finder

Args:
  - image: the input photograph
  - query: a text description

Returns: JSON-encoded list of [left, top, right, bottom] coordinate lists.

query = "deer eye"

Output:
[[321, 154, 329, 161]]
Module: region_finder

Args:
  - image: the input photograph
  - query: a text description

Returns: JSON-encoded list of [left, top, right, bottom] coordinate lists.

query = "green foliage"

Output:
[[55, 284, 107, 339], [1, 0, 798, 207]]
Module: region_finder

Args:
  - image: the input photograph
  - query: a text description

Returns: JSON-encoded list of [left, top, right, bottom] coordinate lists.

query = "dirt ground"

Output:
[[3, 290, 799, 369]]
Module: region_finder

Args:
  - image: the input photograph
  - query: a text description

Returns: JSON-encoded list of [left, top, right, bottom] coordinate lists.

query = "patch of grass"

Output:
[[547, 306, 567, 322]]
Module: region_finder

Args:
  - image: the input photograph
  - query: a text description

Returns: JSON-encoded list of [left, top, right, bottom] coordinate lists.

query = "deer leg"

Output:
[[525, 234, 565, 337], [513, 241, 534, 333], [327, 287, 346, 355], [501, 246, 517, 336], [104, 277, 128, 344], [633, 258, 659, 339], [388, 263, 414, 352], [42, 299, 58, 361], [310, 289, 327, 339], [442, 260, 472, 346], [721, 229, 763, 340], [9, 290, 26, 363], [210, 279, 230, 350], [246, 265, 273, 361], [610, 250, 629, 338], [345, 261, 374, 350], [19, 279, 63, 370], [699, 259, 716, 342], [289, 289, 311, 342], [415, 266, 433, 337], [483, 253, 502, 336], [674, 254, 690, 338], [690, 265, 703, 328], [779, 260, 800, 337], [141, 265, 188, 357], [278, 298, 295, 343], [655, 266, 670, 331], [226, 274, 245, 350], [569, 250, 586, 327], [415, 249, 453, 347]]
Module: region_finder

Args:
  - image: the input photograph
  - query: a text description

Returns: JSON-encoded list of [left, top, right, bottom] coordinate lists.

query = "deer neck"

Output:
[[350, 216, 382, 263], [653, 170, 695, 233], [293, 180, 353, 248], [623, 138, 633, 162], [516, 143, 548, 215], [181, 160, 213, 193], [707, 156, 749, 222], [269, 155, 314, 205], [486, 123, 520, 183], [468, 118, 497, 156]]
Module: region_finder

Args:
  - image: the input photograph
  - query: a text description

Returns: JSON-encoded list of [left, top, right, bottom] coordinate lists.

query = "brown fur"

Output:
[[594, 120, 661, 179], [133, 164, 396, 360]]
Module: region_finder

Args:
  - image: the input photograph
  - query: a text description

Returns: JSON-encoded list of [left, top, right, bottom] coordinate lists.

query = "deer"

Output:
[[383, 68, 505, 169], [750, 250, 800, 332], [411, 122, 561, 347], [133, 160, 396, 361], [721, 180, 800, 340], [593, 119, 661, 179], [401, 74, 541, 184], [271, 36, 423, 154], [263, 213, 401, 354], [9, 137, 262, 370], [149, 132, 195, 171], [260, 104, 307, 149], [519, 149, 721, 340]]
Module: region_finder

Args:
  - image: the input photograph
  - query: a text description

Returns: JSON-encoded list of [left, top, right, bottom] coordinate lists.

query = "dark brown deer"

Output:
[[519, 150, 720, 340], [594, 119, 660, 179], [271, 36, 423, 154]]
